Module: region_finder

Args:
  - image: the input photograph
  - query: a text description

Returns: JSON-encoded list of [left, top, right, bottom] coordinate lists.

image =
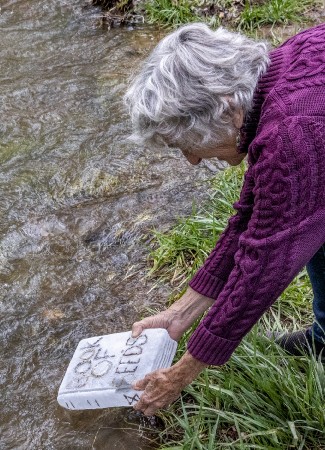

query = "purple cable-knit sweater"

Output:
[[187, 23, 325, 366]]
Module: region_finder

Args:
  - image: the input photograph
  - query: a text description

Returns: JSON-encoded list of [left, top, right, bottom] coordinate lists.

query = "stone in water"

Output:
[[57, 328, 177, 410]]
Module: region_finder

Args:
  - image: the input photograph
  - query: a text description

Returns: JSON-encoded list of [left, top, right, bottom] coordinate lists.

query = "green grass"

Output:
[[146, 164, 324, 449], [144, 0, 201, 28], [148, 164, 245, 289], [142, 0, 315, 31], [159, 333, 325, 448], [238, 0, 313, 31]]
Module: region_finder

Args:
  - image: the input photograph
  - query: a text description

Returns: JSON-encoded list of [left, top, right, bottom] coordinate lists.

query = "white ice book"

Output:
[[57, 328, 177, 410]]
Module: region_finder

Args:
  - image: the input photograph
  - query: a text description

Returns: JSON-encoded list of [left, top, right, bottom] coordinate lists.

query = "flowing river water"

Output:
[[0, 1, 220, 448]]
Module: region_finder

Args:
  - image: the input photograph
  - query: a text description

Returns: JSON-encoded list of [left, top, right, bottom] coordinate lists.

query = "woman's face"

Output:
[[175, 108, 245, 166], [178, 133, 245, 166]]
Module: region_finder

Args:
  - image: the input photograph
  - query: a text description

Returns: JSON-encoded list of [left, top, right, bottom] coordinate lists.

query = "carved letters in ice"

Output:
[[57, 329, 177, 410]]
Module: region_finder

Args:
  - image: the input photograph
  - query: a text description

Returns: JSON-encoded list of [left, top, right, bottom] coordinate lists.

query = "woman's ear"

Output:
[[225, 97, 244, 130], [233, 108, 244, 129]]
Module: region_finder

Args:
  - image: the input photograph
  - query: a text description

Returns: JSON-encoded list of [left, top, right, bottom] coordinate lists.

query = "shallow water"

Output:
[[0, 1, 217, 448]]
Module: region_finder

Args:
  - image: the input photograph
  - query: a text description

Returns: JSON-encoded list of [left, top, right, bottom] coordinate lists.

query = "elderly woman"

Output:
[[124, 23, 325, 416]]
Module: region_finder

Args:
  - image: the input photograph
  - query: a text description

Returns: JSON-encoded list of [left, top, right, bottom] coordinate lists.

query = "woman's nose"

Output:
[[181, 150, 202, 165], [186, 154, 202, 165]]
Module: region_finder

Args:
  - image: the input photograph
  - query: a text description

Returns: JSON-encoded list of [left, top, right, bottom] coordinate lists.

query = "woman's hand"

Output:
[[132, 309, 186, 342], [132, 351, 208, 416], [132, 287, 214, 341]]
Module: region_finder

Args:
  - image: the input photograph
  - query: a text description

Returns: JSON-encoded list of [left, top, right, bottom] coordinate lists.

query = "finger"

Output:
[[132, 316, 158, 337], [132, 376, 151, 390], [133, 393, 150, 412], [143, 407, 158, 416], [133, 399, 144, 411], [143, 402, 165, 416], [131, 322, 143, 338]]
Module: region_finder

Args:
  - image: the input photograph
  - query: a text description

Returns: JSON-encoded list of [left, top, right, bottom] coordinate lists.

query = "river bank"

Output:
[[91, 0, 325, 45]]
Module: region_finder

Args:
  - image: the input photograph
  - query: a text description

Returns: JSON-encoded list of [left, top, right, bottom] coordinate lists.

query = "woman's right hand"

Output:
[[132, 310, 185, 341], [131, 287, 215, 341]]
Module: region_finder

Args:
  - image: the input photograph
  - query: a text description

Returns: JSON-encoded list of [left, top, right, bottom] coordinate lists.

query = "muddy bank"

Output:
[[90, 0, 325, 32]]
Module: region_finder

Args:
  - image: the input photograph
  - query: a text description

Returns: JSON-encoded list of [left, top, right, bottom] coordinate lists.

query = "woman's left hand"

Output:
[[132, 351, 208, 416]]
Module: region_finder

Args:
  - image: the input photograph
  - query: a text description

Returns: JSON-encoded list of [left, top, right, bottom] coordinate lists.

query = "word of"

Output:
[[70, 337, 115, 388]]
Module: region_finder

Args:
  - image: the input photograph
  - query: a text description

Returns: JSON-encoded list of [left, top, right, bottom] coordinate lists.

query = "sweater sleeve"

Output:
[[189, 167, 255, 299], [188, 116, 325, 365]]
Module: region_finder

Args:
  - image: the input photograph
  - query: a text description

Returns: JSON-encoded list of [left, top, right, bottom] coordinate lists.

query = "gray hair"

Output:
[[124, 23, 270, 150]]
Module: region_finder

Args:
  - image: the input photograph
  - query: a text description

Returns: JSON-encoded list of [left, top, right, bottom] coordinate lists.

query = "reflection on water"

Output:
[[0, 1, 215, 448]]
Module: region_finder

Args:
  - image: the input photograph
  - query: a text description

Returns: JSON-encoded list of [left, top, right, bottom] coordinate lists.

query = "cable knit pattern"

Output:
[[188, 23, 325, 365]]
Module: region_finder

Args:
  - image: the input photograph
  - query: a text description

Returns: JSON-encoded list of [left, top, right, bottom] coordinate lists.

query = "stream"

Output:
[[0, 1, 217, 448]]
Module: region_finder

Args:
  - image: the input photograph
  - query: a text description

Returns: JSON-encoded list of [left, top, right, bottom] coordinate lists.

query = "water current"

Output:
[[0, 1, 220, 448]]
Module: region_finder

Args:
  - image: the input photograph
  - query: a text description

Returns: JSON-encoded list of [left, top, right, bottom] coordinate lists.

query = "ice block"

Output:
[[57, 328, 177, 410]]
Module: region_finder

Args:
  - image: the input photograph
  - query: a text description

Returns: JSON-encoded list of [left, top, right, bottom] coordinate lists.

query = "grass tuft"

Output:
[[238, 0, 312, 31], [148, 164, 245, 288], [142, 0, 316, 31], [158, 328, 325, 448], [144, 0, 201, 28]]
